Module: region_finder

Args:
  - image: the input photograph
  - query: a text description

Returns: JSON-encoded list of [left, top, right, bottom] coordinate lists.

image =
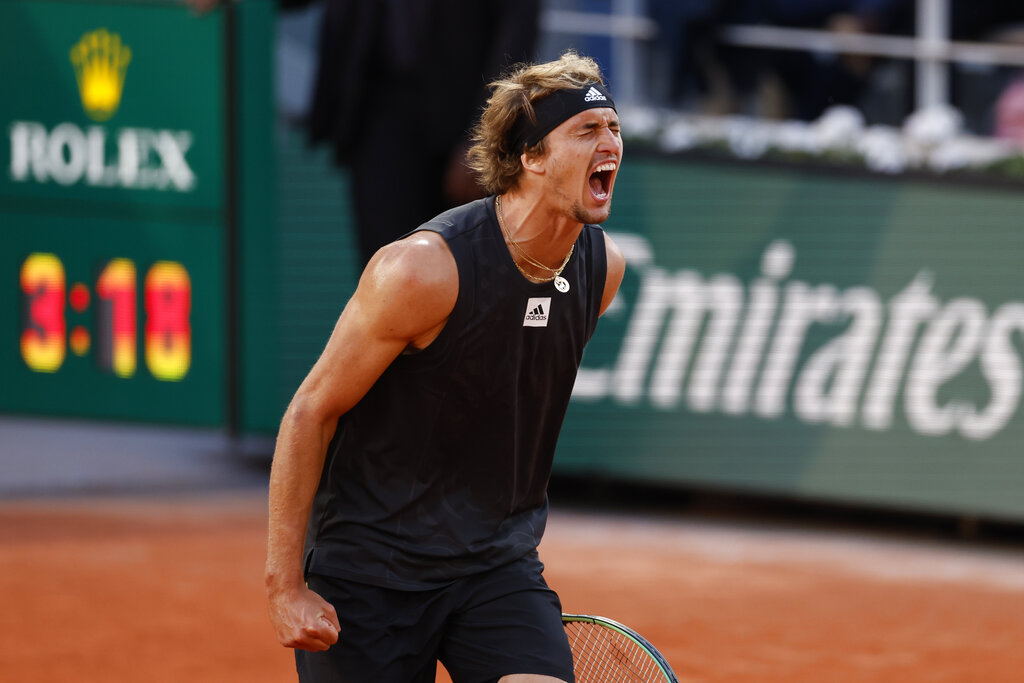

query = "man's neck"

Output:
[[498, 190, 583, 270]]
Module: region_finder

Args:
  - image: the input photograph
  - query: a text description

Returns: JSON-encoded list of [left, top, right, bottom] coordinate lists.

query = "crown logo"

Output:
[[69, 28, 132, 121]]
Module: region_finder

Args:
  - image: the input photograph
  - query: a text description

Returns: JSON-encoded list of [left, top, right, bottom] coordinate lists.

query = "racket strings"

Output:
[[564, 621, 663, 682]]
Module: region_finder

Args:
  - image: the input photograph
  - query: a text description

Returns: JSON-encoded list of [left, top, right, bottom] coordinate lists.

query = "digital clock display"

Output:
[[20, 252, 191, 381], [0, 211, 225, 426]]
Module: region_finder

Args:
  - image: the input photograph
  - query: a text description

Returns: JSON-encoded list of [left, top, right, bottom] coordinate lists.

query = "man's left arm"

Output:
[[600, 232, 626, 316]]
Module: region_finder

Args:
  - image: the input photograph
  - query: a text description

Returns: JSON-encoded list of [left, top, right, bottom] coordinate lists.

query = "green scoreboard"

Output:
[[0, 0, 273, 426]]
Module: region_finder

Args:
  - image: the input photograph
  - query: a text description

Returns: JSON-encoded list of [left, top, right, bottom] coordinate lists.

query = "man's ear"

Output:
[[520, 148, 546, 176]]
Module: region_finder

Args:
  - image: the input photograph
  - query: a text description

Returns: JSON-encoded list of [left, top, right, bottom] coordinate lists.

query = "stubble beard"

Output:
[[572, 199, 612, 226]]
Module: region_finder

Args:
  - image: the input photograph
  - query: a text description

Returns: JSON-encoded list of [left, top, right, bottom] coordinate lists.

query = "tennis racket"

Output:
[[562, 613, 679, 682]]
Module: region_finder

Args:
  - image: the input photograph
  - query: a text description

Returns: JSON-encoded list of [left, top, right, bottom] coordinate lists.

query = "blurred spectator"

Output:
[[188, 0, 540, 267], [653, 0, 1024, 132], [647, 0, 722, 108], [649, 0, 913, 119], [291, 0, 540, 266], [995, 77, 1024, 143], [948, 2, 1024, 137], [719, 0, 913, 120]]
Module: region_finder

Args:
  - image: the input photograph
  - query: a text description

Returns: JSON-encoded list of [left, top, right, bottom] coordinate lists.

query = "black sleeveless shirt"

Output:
[[304, 197, 608, 589]]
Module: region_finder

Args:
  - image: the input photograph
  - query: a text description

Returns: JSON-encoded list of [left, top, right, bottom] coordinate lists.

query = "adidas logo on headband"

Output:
[[584, 86, 607, 102]]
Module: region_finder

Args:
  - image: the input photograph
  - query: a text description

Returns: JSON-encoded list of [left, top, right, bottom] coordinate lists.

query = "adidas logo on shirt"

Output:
[[523, 297, 552, 327], [584, 86, 607, 102]]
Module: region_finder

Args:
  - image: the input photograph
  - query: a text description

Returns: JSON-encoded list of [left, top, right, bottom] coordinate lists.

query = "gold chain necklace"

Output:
[[495, 195, 574, 289]]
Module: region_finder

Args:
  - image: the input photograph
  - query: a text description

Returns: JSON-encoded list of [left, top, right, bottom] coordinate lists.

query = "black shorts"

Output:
[[295, 553, 574, 683]]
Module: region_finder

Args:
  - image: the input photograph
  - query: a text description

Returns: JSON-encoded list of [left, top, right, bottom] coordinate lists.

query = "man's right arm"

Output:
[[264, 232, 457, 651]]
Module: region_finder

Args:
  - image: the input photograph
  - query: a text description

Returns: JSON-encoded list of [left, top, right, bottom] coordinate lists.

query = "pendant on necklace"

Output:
[[554, 276, 570, 293]]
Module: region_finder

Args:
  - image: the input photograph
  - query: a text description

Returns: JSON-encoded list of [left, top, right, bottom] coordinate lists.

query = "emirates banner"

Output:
[[558, 157, 1024, 520]]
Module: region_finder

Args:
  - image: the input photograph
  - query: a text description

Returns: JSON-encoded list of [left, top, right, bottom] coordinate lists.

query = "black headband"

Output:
[[509, 82, 616, 153]]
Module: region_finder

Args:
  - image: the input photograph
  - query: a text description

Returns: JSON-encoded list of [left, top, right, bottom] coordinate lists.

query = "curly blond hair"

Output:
[[466, 51, 607, 195]]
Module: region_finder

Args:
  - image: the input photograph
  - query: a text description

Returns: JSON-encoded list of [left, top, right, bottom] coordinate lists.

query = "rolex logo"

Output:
[[69, 28, 132, 122]]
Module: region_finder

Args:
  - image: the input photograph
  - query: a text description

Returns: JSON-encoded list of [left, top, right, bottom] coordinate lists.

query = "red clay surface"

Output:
[[2, 490, 1023, 682]]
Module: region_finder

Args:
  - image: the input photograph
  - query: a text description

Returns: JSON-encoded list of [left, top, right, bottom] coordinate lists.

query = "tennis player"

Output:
[[265, 51, 625, 683]]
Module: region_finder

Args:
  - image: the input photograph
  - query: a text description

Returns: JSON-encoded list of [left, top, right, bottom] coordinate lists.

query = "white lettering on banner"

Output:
[[793, 286, 881, 427], [905, 298, 986, 436], [721, 242, 792, 415], [963, 303, 1024, 439], [574, 235, 1024, 442], [861, 272, 938, 430], [8, 120, 196, 192]]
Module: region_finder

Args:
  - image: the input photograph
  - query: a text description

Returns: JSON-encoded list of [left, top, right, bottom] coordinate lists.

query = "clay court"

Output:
[[2, 485, 1024, 682]]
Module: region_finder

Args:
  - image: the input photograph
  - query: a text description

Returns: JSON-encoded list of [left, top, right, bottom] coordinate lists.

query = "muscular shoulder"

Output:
[[357, 231, 458, 347]]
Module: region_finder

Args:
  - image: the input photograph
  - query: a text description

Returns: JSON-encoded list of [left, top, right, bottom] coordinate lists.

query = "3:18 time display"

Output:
[[20, 252, 192, 381]]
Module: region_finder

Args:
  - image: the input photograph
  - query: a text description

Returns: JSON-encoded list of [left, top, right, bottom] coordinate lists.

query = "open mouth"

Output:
[[588, 161, 616, 200]]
